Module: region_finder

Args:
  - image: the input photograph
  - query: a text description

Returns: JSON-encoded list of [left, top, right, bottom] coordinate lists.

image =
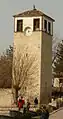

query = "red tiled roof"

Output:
[[13, 9, 55, 21], [13, 9, 43, 17]]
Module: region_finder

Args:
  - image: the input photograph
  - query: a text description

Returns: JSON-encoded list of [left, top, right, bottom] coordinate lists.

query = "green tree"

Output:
[[54, 40, 63, 77], [0, 45, 13, 88]]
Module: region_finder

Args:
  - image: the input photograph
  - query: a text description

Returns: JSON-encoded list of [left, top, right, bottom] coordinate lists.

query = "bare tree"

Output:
[[12, 46, 39, 102], [52, 34, 62, 65]]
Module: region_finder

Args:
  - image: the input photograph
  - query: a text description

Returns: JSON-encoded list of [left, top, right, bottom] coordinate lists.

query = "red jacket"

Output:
[[18, 99, 25, 108]]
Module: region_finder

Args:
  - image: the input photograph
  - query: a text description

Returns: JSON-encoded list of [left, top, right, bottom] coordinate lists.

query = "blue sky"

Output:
[[0, 0, 63, 53]]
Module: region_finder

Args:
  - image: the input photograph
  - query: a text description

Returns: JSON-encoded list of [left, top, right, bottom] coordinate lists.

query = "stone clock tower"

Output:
[[13, 7, 55, 104]]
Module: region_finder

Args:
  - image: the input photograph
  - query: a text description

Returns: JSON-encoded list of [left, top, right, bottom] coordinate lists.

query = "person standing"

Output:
[[27, 99, 30, 111], [34, 97, 38, 109], [17, 95, 22, 111], [17, 96, 25, 111], [34, 97, 38, 105]]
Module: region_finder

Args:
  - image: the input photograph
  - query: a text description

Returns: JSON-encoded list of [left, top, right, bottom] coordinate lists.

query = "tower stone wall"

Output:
[[40, 32, 52, 104], [13, 31, 52, 104], [13, 31, 42, 104]]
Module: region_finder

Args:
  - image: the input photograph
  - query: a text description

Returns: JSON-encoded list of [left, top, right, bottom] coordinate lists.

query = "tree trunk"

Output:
[[14, 89, 18, 104]]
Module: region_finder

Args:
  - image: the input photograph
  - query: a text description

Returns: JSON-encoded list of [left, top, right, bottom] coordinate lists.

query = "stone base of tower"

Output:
[[40, 91, 52, 105]]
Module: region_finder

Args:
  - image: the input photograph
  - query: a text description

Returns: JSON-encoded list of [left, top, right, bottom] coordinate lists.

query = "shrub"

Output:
[[10, 110, 32, 119], [28, 111, 37, 117], [36, 109, 42, 116]]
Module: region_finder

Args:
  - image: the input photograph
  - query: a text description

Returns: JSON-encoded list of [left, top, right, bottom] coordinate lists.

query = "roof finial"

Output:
[[33, 5, 36, 10]]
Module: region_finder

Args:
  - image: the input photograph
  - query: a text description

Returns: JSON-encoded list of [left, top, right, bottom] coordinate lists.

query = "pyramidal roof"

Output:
[[13, 8, 55, 21], [13, 9, 43, 17]]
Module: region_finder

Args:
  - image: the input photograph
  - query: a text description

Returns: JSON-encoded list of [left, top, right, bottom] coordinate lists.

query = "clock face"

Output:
[[24, 27, 32, 36]]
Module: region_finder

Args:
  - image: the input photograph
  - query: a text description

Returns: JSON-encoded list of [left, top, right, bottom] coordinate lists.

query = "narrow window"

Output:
[[44, 20, 47, 32], [48, 22, 51, 34], [17, 20, 23, 32], [33, 19, 40, 31]]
